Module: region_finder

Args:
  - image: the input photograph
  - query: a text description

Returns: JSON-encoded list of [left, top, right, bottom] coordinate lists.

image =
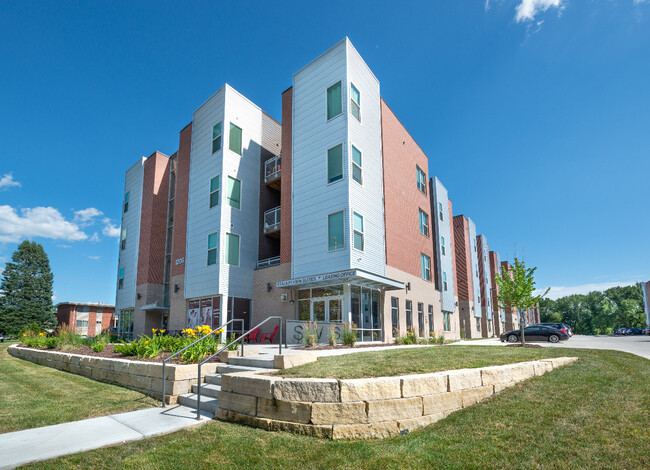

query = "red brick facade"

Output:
[[453, 216, 473, 301], [55, 303, 115, 337], [172, 123, 191, 277]]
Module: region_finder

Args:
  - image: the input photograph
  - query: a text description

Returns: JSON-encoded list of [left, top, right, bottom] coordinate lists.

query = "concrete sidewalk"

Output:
[[0, 405, 211, 469]]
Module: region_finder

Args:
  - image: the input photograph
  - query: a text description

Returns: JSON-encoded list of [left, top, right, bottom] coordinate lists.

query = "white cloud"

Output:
[[102, 218, 121, 238], [515, 0, 564, 22], [73, 207, 103, 226], [89, 232, 100, 242], [534, 281, 637, 300], [0, 205, 88, 243], [88, 255, 101, 260], [634, 0, 648, 5], [0, 173, 21, 191]]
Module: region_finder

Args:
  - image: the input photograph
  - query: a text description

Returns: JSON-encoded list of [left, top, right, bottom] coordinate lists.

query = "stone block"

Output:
[[332, 422, 400, 440], [493, 381, 516, 393], [311, 402, 368, 425], [216, 409, 271, 431], [401, 372, 448, 397], [220, 371, 253, 393], [461, 385, 493, 407], [340, 377, 401, 402], [533, 361, 553, 376], [447, 369, 482, 391], [397, 412, 445, 433], [147, 363, 164, 379], [232, 374, 277, 400], [218, 391, 258, 416], [269, 419, 333, 439], [257, 398, 312, 424], [273, 378, 339, 403], [367, 397, 423, 423], [273, 353, 318, 369], [422, 391, 463, 416]]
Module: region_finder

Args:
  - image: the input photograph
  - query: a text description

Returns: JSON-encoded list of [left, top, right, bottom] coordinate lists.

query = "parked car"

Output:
[[644, 327, 650, 335], [628, 327, 644, 335], [532, 323, 572, 336], [500, 326, 570, 344]]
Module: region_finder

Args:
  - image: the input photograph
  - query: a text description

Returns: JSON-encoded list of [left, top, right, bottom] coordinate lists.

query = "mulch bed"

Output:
[[296, 342, 438, 351], [505, 343, 543, 349]]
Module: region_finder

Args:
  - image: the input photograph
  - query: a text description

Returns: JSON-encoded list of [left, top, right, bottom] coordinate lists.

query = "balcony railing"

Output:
[[264, 206, 281, 234], [264, 155, 281, 185], [257, 256, 280, 269]]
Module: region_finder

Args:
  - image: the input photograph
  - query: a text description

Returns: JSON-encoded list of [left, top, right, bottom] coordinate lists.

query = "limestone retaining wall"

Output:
[[8, 344, 217, 404], [215, 357, 578, 439]]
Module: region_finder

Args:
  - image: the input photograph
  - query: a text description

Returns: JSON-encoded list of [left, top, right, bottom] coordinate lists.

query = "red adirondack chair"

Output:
[[245, 327, 260, 344], [260, 325, 279, 344]]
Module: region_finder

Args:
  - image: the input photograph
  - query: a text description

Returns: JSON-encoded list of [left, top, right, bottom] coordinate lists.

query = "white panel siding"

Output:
[[479, 234, 493, 319], [432, 178, 455, 313], [495, 251, 506, 322], [467, 218, 481, 318], [185, 88, 225, 300], [115, 158, 144, 311], [292, 39, 350, 278], [347, 40, 386, 276]]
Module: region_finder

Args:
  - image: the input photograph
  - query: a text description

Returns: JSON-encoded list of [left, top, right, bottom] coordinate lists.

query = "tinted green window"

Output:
[[327, 144, 343, 183], [351, 145, 362, 184], [327, 82, 342, 120], [212, 122, 222, 153], [417, 166, 427, 194], [421, 253, 431, 281], [229, 123, 242, 155], [209, 175, 220, 208], [227, 176, 241, 209], [328, 211, 344, 251], [225, 233, 239, 266], [207, 232, 218, 265], [123, 191, 129, 213], [350, 83, 360, 121], [353, 212, 364, 251], [119, 267, 124, 279], [419, 209, 429, 237]]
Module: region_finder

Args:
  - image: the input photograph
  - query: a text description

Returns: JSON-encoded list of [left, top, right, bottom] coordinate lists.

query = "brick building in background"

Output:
[[55, 303, 116, 337]]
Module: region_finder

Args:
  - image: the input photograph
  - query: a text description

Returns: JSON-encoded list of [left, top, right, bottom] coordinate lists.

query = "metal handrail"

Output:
[[161, 319, 244, 407], [195, 316, 282, 419]]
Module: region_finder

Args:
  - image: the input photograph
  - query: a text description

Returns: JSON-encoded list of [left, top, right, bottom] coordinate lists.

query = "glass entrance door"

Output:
[[351, 286, 382, 342], [311, 297, 342, 322]]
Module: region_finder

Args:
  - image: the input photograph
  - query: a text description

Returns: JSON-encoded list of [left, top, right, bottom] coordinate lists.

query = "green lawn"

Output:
[[0, 342, 157, 433], [22, 347, 650, 470], [277, 345, 571, 379]]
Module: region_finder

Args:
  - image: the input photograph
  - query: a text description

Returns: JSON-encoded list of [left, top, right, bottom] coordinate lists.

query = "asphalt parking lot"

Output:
[[453, 335, 650, 360]]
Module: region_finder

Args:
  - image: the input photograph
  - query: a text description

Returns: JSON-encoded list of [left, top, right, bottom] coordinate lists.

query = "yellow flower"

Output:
[[22, 333, 27, 337], [160, 329, 166, 333], [39, 332, 46, 337], [145, 340, 149, 344], [152, 328, 158, 333]]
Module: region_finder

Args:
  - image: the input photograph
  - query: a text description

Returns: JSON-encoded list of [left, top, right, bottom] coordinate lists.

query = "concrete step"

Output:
[[192, 383, 221, 398], [217, 364, 264, 374], [205, 374, 222, 386], [228, 356, 276, 369], [178, 393, 219, 414]]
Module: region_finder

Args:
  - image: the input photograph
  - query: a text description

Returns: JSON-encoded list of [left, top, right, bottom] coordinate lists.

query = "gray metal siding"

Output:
[[467, 218, 481, 318], [432, 178, 455, 313]]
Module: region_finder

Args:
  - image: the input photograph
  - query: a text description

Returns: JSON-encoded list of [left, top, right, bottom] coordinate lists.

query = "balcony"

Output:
[[257, 256, 280, 269], [264, 155, 281, 190], [264, 206, 281, 237]]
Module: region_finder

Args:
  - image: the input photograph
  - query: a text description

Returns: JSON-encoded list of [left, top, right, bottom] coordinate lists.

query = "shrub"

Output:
[[437, 334, 444, 345], [114, 341, 137, 356], [418, 337, 428, 345], [45, 337, 59, 349], [56, 323, 85, 350], [342, 322, 357, 347], [227, 334, 239, 351], [302, 321, 318, 348], [329, 327, 337, 346], [90, 341, 105, 352], [406, 326, 417, 344]]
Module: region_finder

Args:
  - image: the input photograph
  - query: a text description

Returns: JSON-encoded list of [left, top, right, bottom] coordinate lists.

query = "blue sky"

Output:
[[0, 0, 648, 303]]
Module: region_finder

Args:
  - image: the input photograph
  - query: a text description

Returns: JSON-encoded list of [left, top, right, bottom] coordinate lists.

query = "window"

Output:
[[123, 191, 130, 213], [488, 321, 492, 333], [229, 123, 242, 156], [350, 83, 360, 121], [76, 320, 88, 327], [416, 166, 427, 194], [418, 303, 424, 337], [207, 232, 218, 265], [227, 176, 241, 209], [120, 228, 127, 250], [443, 271, 448, 291], [419, 209, 429, 237], [209, 175, 220, 208], [438, 201, 443, 221], [97, 307, 103, 314], [212, 122, 222, 153], [328, 211, 345, 251], [421, 253, 431, 281], [327, 81, 342, 120], [391, 297, 399, 332], [351, 145, 362, 184], [476, 318, 481, 331], [428, 305, 434, 334], [79, 305, 89, 313], [406, 300, 413, 330], [473, 238, 477, 252], [443, 312, 451, 331], [327, 144, 343, 183], [441, 236, 446, 255], [225, 233, 240, 266], [118, 268, 124, 289], [353, 212, 364, 251]]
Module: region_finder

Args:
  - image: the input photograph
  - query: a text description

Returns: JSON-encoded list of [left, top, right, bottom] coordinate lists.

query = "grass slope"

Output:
[[23, 347, 650, 470], [0, 342, 157, 433]]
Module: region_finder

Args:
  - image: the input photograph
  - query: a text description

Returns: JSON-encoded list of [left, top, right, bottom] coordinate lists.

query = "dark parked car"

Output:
[[500, 326, 569, 344], [532, 323, 572, 336]]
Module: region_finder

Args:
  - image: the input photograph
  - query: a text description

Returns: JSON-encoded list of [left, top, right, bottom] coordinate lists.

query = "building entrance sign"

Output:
[[286, 320, 342, 345], [277, 270, 357, 288]]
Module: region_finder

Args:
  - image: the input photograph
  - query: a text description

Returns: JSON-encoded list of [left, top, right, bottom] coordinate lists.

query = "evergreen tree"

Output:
[[0, 241, 56, 335]]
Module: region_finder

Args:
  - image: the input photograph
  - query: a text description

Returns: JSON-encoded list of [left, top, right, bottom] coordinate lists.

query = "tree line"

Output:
[[539, 284, 647, 335]]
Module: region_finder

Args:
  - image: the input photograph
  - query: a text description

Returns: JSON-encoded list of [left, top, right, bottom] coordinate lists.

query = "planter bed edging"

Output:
[[216, 356, 579, 439]]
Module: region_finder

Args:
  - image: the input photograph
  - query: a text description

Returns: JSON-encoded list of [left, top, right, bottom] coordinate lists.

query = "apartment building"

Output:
[[489, 250, 506, 336], [115, 38, 541, 343], [500, 260, 519, 331], [642, 281, 650, 326], [55, 302, 116, 337]]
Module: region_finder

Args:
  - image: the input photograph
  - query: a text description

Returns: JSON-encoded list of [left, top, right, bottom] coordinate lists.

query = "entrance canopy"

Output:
[[276, 269, 403, 291]]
